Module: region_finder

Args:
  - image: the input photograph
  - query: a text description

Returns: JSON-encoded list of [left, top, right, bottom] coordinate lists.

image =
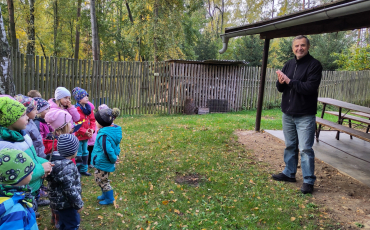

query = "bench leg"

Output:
[[348, 119, 353, 139], [367, 118, 370, 133], [336, 107, 342, 140], [316, 124, 321, 142]]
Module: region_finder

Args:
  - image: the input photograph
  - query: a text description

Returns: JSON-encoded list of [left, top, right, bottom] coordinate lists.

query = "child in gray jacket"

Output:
[[14, 94, 46, 158]]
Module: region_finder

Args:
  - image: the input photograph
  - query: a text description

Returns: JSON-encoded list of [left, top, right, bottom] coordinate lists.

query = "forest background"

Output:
[[1, 0, 370, 71]]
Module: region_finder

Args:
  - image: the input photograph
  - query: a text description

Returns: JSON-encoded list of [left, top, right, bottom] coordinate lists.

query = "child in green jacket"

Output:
[[0, 97, 53, 214]]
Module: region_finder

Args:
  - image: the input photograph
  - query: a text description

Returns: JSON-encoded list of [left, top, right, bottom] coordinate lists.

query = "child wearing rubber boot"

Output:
[[91, 108, 122, 205], [72, 87, 95, 176]]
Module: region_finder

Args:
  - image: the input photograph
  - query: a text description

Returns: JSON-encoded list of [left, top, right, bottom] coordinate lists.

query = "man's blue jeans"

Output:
[[282, 113, 316, 185]]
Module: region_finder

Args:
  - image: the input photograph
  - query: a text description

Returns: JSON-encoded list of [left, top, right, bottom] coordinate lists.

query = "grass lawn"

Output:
[[39, 108, 337, 229]]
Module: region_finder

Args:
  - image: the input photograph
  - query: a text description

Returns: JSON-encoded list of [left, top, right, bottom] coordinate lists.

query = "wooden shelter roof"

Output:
[[221, 0, 370, 41]]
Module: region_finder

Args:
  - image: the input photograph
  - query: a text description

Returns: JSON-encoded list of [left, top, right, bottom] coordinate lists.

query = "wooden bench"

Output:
[[351, 112, 370, 119], [325, 111, 370, 137], [350, 112, 370, 133], [315, 117, 370, 142]]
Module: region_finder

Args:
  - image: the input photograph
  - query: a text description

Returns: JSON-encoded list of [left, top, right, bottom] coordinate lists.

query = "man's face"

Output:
[[292, 38, 309, 60]]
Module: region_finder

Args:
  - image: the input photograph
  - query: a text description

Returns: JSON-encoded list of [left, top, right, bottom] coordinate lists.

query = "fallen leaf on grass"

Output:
[[249, 180, 255, 184], [116, 213, 123, 217], [113, 200, 119, 209], [150, 183, 153, 191], [290, 217, 296, 221], [174, 209, 180, 214], [98, 215, 103, 220], [162, 200, 169, 205]]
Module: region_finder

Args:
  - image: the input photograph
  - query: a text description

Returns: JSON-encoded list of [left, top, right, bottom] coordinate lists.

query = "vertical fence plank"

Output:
[[35, 56, 39, 93]]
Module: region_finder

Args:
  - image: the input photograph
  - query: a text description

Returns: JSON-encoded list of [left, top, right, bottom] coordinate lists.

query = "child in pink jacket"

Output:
[[48, 87, 80, 125]]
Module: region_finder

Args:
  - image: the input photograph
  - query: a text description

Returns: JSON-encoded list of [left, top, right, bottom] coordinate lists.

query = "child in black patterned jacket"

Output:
[[46, 134, 84, 230]]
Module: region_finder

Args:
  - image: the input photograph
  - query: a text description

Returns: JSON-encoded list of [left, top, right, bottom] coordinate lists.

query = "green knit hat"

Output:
[[0, 148, 35, 185], [0, 97, 26, 127]]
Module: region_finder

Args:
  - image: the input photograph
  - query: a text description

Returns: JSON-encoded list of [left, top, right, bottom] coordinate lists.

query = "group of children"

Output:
[[0, 87, 122, 230]]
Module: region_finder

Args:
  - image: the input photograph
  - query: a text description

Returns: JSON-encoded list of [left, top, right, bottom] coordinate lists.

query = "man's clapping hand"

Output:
[[276, 70, 290, 84]]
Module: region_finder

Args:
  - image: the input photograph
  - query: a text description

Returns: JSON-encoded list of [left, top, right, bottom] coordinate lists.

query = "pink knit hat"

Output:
[[45, 109, 72, 130]]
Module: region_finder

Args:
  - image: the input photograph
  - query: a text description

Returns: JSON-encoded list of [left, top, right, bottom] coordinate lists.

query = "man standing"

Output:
[[272, 35, 322, 194]]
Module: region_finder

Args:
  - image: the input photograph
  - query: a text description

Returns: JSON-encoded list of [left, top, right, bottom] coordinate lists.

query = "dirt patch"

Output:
[[236, 130, 370, 229], [175, 173, 207, 186]]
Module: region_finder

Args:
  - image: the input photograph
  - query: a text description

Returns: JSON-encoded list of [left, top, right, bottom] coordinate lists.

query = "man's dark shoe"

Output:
[[301, 183, 314, 194], [80, 172, 92, 176], [37, 199, 50, 206], [272, 173, 297, 182], [35, 212, 40, 218]]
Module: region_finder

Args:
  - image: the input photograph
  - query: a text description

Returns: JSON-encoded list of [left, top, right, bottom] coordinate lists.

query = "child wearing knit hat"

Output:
[[47, 87, 80, 125], [33, 97, 53, 139], [87, 105, 120, 168], [72, 87, 96, 176], [14, 94, 46, 159], [91, 108, 122, 205], [46, 134, 84, 230], [0, 98, 53, 206], [0, 148, 38, 230]]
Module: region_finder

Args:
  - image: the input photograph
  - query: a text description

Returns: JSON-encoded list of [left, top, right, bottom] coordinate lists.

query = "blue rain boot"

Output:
[[97, 188, 105, 200], [99, 190, 114, 205]]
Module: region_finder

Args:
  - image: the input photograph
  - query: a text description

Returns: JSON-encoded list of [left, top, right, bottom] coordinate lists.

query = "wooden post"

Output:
[[255, 38, 270, 131]]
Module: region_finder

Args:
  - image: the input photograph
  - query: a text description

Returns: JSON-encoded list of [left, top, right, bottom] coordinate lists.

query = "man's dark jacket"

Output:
[[276, 52, 323, 115], [46, 152, 84, 210]]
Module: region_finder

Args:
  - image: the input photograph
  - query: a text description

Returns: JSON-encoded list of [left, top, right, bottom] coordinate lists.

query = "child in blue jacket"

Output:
[[91, 108, 122, 205], [0, 148, 38, 230]]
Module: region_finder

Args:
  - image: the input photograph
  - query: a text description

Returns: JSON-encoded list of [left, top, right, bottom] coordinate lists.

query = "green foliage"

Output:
[[4, 0, 367, 68], [333, 45, 370, 71], [194, 31, 219, 60], [232, 35, 264, 66], [309, 32, 354, 71]]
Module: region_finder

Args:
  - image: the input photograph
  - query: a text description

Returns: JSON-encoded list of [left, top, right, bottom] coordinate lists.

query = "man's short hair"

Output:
[[292, 35, 310, 47]]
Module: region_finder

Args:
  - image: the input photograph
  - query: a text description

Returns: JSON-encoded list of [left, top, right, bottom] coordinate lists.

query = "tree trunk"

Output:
[[302, 0, 305, 10], [27, 0, 35, 55], [153, 0, 159, 62], [117, 3, 122, 61], [90, 0, 100, 60], [53, 0, 58, 57], [6, 0, 16, 51], [0, 6, 15, 95], [74, 0, 82, 60], [357, 29, 361, 47], [271, 0, 274, 18]]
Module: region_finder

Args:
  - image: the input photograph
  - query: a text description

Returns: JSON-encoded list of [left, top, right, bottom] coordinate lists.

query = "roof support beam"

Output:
[[255, 38, 270, 132]]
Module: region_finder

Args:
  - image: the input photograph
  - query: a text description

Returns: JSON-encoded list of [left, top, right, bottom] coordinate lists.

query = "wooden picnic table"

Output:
[[316, 98, 370, 142]]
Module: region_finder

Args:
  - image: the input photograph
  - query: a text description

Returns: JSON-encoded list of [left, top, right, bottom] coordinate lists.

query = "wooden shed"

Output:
[[165, 59, 248, 113]]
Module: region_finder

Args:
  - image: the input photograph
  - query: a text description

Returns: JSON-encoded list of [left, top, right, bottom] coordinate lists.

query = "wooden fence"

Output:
[[11, 52, 370, 114]]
